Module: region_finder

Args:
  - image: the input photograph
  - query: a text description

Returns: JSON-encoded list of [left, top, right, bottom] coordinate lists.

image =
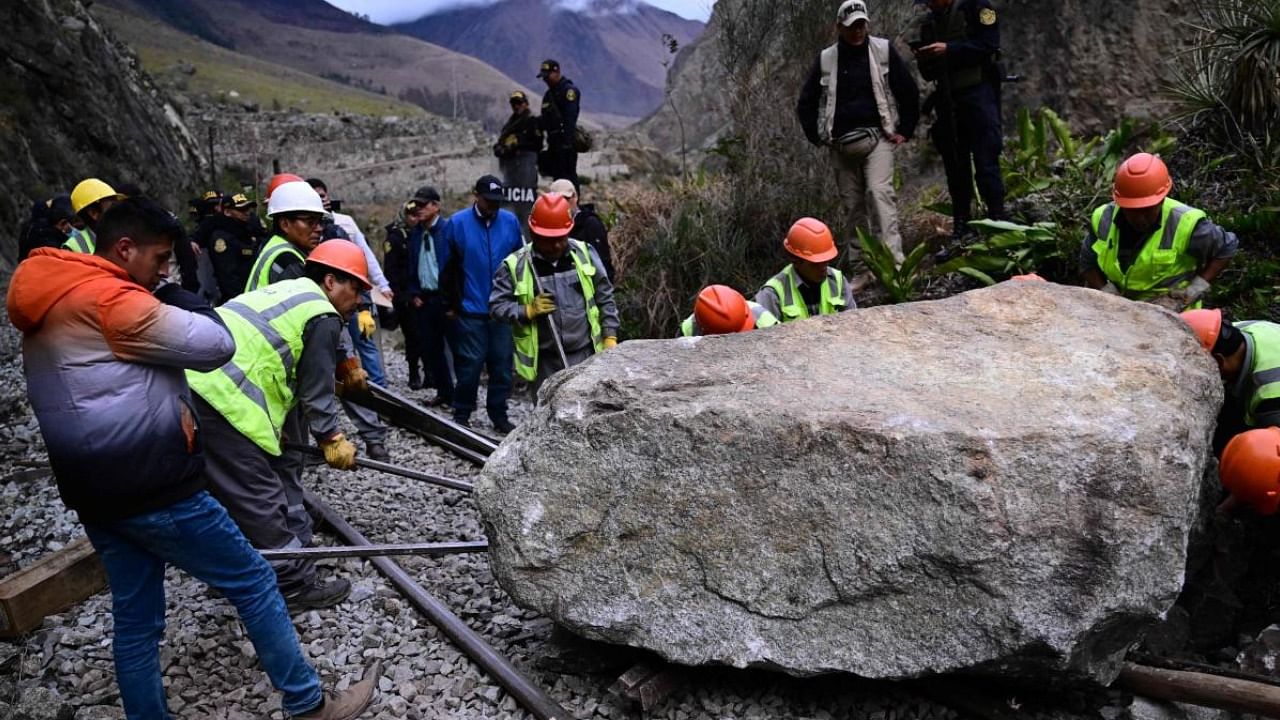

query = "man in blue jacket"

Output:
[[441, 175, 523, 432], [406, 186, 455, 407]]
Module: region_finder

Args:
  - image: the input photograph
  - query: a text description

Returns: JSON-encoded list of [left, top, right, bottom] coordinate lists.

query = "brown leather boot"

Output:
[[294, 661, 381, 720]]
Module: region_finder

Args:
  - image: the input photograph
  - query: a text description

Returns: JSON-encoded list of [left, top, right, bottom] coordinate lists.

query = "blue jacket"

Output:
[[407, 214, 452, 297], [445, 206, 523, 316]]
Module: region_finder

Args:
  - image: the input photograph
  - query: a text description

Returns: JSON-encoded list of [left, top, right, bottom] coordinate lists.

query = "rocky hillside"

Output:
[[100, 0, 532, 129], [394, 0, 705, 121], [0, 0, 202, 270], [641, 0, 1193, 153]]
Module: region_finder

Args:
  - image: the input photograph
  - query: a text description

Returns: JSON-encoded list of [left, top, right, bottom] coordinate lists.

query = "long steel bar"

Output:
[[260, 541, 488, 561], [349, 389, 490, 466], [304, 492, 567, 720], [287, 443, 474, 493], [368, 383, 500, 455]]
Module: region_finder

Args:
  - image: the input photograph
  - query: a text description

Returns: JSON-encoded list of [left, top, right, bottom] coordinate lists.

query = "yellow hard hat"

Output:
[[71, 178, 122, 215]]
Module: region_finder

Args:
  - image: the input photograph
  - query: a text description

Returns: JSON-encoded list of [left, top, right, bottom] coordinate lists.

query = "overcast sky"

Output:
[[327, 0, 713, 23]]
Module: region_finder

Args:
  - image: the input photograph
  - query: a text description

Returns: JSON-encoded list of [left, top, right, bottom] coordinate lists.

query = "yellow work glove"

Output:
[[602, 336, 618, 350], [357, 309, 376, 339], [335, 357, 369, 395], [524, 293, 557, 320], [320, 433, 357, 470]]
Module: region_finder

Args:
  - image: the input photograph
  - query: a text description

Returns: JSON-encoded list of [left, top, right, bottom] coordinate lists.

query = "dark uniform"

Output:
[[538, 60, 582, 191], [205, 214, 259, 303], [497, 91, 543, 230], [383, 209, 424, 385], [916, 0, 1006, 246]]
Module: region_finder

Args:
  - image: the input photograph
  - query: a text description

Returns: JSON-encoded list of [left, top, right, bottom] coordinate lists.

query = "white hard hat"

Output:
[[267, 181, 327, 218]]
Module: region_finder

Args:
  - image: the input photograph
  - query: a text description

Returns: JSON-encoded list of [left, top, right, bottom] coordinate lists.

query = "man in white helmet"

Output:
[[245, 181, 327, 292]]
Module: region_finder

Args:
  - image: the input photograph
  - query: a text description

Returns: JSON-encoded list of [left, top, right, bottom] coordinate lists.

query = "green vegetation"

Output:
[[97, 7, 424, 117]]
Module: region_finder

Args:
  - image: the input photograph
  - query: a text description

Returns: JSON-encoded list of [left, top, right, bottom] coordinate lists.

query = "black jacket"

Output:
[[204, 215, 258, 303], [496, 109, 543, 157], [383, 222, 415, 299], [540, 78, 581, 150], [569, 204, 614, 280]]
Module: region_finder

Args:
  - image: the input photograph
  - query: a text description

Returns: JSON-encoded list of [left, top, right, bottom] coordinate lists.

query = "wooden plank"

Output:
[[0, 537, 107, 637], [1117, 662, 1280, 719]]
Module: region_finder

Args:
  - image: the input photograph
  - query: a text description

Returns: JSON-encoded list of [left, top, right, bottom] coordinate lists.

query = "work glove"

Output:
[[357, 309, 377, 339], [524, 293, 557, 320], [1151, 294, 1186, 312], [1170, 276, 1212, 308], [320, 433, 357, 471], [602, 336, 618, 350], [336, 357, 369, 395], [1100, 282, 1121, 296]]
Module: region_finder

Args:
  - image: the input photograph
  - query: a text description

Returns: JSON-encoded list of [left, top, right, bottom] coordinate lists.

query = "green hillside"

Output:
[[95, 5, 426, 117]]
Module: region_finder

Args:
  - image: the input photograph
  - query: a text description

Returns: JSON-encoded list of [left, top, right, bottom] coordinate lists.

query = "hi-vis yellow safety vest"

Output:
[[187, 278, 337, 455], [1236, 321, 1280, 427], [503, 241, 602, 382], [1090, 199, 1205, 302], [764, 264, 847, 322], [245, 235, 305, 292], [62, 228, 95, 254]]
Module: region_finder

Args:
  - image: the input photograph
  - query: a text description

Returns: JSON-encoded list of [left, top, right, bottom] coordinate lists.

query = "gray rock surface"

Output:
[[478, 282, 1222, 683]]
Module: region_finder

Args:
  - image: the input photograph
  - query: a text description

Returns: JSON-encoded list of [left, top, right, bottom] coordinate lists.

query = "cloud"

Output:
[[325, 0, 711, 23]]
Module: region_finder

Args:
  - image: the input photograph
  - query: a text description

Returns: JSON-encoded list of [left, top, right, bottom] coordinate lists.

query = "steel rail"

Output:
[[305, 491, 567, 720], [260, 541, 487, 561]]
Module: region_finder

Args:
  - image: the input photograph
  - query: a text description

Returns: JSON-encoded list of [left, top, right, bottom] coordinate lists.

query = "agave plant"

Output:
[[1169, 0, 1280, 141]]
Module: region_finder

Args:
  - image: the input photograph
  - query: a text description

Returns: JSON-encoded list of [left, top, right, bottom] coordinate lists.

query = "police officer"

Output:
[[537, 59, 581, 191], [497, 90, 543, 230], [914, 0, 1006, 260], [206, 193, 260, 304]]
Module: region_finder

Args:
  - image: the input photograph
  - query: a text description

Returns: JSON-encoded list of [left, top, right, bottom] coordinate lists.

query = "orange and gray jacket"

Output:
[[6, 249, 235, 521]]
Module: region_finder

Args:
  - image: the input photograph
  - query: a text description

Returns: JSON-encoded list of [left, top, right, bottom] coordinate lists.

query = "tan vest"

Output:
[[817, 36, 898, 144]]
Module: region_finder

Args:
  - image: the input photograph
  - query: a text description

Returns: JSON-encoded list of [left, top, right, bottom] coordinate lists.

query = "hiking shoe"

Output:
[[491, 418, 516, 434], [364, 442, 390, 462], [285, 578, 351, 612], [295, 660, 382, 720], [408, 368, 422, 390], [452, 416, 471, 428]]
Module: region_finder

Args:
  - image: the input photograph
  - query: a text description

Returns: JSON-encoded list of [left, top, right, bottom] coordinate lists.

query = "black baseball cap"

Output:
[[537, 59, 560, 78], [413, 185, 441, 203], [474, 175, 505, 201]]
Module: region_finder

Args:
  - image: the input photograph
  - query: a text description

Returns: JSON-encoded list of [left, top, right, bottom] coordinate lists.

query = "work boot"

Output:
[[284, 578, 351, 612], [295, 660, 382, 720], [849, 271, 876, 293], [364, 442, 390, 462], [408, 365, 422, 390], [452, 415, 471, 428], [491, 418, 516, 434]]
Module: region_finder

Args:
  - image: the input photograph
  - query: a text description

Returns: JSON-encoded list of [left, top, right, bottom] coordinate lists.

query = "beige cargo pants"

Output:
[[831, 133, 904, 264]]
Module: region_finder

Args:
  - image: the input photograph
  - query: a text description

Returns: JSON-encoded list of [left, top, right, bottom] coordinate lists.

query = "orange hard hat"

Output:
[[1113, 153, 1172, 208], [1180, 308, 1223, 352], [306, 239, 372, 290], [266, 173, 304, 200], [783, 217, 837, 263], [529, 192, 575, 237], [1220, 427, 1280, 515], [695, 285, 754, 335]]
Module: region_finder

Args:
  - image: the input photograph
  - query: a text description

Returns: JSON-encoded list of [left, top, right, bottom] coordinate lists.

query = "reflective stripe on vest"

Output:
[[680, 302, 779, 337], [62, 228, 95, 254], [1090, 199, 1205, 301], [1237, 322, 1280, 427], [187, 278, 337, 455], [503, 240, 602, 382], [817, 36, 899, 144], [764, 265, 846, 322], [245, 235, 305, 292]]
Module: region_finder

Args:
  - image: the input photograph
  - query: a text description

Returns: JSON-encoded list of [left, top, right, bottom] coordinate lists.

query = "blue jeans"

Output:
[[452, 315, 512, 423], [84, 492, 322, 719], [347, 314, 387, 386]]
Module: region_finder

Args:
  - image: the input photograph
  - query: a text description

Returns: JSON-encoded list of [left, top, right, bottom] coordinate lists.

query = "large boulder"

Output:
[[477, 282, 1222, 683]]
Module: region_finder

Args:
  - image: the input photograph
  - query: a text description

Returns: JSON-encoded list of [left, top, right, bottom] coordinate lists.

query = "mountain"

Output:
[[394, 0, 705, 120], [0, 0, 202, 270], [97, 0, 534, 128]]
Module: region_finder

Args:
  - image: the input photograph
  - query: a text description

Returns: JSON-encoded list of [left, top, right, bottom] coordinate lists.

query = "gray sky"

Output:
[[327, 0, 713, 23]]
